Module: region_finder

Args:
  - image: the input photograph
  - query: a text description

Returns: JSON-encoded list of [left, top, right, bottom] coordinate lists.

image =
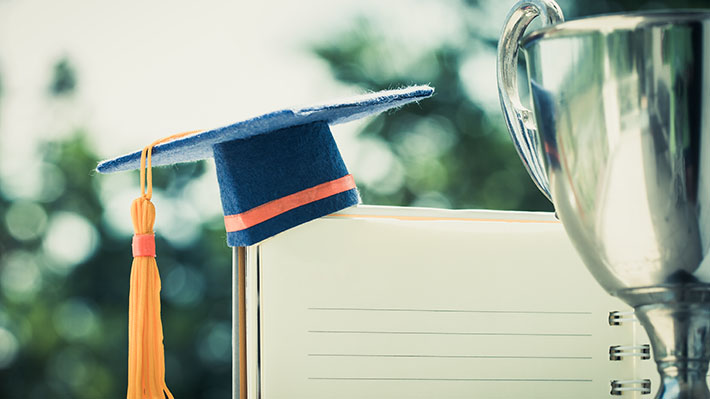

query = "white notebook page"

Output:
[[248, 206, 639, 398]]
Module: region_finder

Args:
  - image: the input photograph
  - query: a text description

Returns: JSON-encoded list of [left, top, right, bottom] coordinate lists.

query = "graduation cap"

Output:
[[96, 85, 433, 398]]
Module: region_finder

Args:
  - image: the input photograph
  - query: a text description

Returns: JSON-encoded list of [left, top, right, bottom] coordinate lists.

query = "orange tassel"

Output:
[[128, 197, 172, 399], [127, 130, 201, 399]]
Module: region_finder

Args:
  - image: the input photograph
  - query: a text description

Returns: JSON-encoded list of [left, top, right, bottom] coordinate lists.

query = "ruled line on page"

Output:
[[308, 377, 593, 382], [308, 353, 593, 360], [308, 330, 592, 337], [308, 307, 592, 315]]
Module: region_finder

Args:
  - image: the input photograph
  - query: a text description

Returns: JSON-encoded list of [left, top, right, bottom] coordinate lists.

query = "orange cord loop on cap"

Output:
[[139, 130, 202, 200], [128, 129, 202, 399]]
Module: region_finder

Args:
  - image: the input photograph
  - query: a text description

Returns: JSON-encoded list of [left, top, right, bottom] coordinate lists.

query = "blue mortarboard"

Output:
[[97, 86, 434, 246]]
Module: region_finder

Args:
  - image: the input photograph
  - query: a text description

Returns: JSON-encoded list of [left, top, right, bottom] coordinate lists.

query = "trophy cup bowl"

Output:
[[498, 1, 710, 397]]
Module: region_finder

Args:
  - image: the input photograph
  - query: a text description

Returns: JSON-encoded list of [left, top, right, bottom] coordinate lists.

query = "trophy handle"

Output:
[[496, 0, 564, 202]]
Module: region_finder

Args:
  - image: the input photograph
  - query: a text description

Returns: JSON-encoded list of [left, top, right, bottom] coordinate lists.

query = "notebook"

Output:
[[236, 205, 660, 398]]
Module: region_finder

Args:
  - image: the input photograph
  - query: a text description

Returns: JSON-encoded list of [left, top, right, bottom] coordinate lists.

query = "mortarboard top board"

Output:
[[97, 85, 434, 246]]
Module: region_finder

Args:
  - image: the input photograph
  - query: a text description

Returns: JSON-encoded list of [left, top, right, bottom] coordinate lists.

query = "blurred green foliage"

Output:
[[0, 132, 232, 398], [315, 20, 550, 210], [0, 60, 231, 398], [1, 1, 709, 398]]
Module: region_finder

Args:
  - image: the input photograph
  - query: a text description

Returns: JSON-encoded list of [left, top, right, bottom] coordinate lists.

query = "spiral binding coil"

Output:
[[609, 344, 651, 361], [607, 310, 652, 394], [610, 379, 651, 395], [608, 310, 638, 326]]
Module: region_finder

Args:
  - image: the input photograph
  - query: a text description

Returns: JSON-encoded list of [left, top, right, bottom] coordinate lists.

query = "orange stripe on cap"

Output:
[[132, 234, 156, 257], [224, 174, 356, 232]]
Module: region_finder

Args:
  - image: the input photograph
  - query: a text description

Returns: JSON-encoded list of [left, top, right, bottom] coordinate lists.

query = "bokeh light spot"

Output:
[[152, 192, 200, 248], [4, 201, 48, 241], [0, 327, 19, 369], [101, 190, 138, 238], [42, 212, 99, 274], [184, 164, 223, 220], [0, 151, 43, 200], [408, 158, 449, 193], [98, 172, 136, 238], [53, 299, 99, 341], [353, 137, 404, 196], [412, 191, 452, 209], [1, 251, 42, 302], [48, 347, 90, 389], [460, 48, 500, 113], [396, 117, 457, 160], [197, 322, 231, 364], [38, 163, 67, 203], [163, 265, 206, 307]]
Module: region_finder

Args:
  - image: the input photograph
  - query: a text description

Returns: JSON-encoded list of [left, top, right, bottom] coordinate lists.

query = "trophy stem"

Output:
[[634, 303, 710, 399]]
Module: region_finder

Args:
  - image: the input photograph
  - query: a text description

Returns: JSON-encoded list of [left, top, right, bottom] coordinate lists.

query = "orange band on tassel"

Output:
[[132, 234, 156, 257]]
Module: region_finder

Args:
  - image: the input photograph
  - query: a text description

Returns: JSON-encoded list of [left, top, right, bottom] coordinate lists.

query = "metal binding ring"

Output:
[[609, 344, 651, 361], [610, 379, 652, 395], [608, 310, 638, 326]]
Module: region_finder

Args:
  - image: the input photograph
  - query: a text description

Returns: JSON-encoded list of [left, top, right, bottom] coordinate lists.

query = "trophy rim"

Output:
[[523, 9, 710, 46]]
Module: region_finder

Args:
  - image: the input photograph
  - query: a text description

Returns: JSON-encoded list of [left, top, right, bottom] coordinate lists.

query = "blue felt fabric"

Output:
[[214, 120, 360, 246], [213, 121, 349, 214], [96, 85, 433, 173], [96, 85, 433, 246]]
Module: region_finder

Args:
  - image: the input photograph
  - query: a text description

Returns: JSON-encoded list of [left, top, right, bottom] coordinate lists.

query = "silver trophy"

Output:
[[498, 1, 710, 398]]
